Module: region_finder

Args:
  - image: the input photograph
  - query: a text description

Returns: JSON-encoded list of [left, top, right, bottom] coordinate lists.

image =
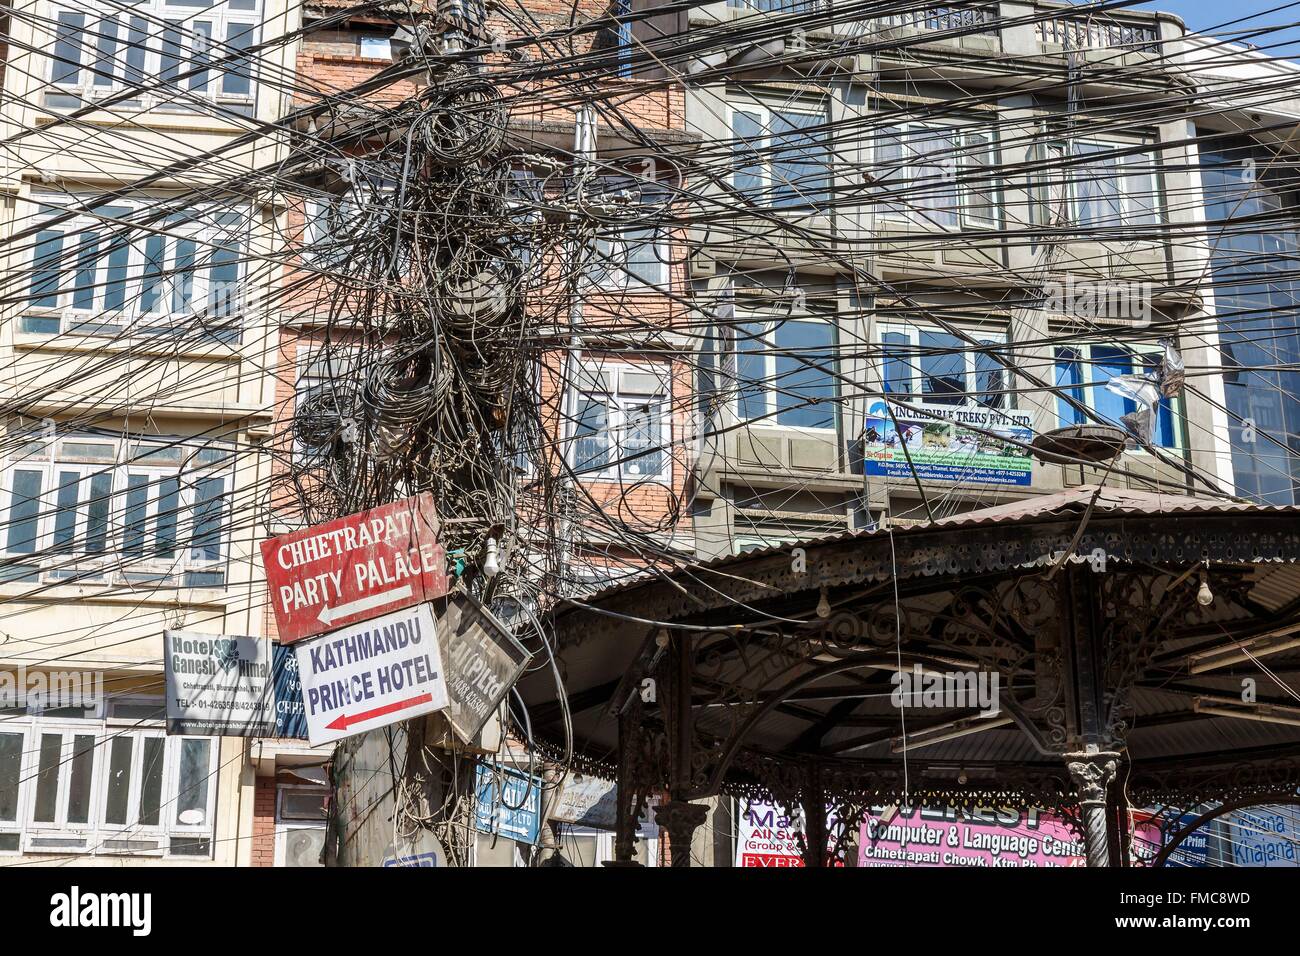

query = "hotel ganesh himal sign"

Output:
[[262, 493, 449, 644]]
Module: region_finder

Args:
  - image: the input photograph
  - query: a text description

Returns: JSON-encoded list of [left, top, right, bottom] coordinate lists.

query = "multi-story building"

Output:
[[2, 0, 1298, 867], [682, 1, 1241, 557], [0, 0, 302, 864]]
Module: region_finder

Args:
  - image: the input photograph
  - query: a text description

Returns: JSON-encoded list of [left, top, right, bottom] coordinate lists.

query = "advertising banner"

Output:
[[858, 805, 1086, 867], [272, 643, 309, 739], [735, 798, 840, 867], [164, 631, 274, 736], [294, 602, 449, 747], [1226, 806, 1300, 867], [862, 401, 1033, 487], [438, 595, 531, 743]]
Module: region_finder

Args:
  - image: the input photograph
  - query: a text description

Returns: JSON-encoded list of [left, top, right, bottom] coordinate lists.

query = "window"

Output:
[[732, 101, 832, 211], [554, 825, 660, 866], [23, 195, 246, 341], [0, 706, 218, 858], [359, 36, 392, 60], [0, 434, 234, 588], [274, 783, 329, 867], [589, 227, 669, 290], [47, 0, 260, 114], [876, 124, 999, 229], [295, 345, 363, 460], [737, 316, 838, 429], [880, 325, 1007, 410], [1032, 140, 1159, 228], [568, 364, 671, 480], [1054, 343, 1182, 448]]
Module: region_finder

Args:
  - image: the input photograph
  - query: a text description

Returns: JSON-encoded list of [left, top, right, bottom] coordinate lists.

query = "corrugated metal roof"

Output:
[[569, 485, 1300, 608]]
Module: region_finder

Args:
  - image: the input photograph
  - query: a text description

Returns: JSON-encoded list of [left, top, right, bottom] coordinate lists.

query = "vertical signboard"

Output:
[[165, 632, 274, 736], [438, 595, 531, 743], [272, 643, 309, 739], [262, 493, 448, 645]]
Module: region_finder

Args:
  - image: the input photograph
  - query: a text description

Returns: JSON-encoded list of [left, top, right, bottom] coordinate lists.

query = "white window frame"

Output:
[[1052, 340, 1184, 452], [567, 363, 673, 483], [4, 708, 219, 859], [46, 0, 261, 114], [1032, 137, 1160, 229], [555, 825, 661, 867], [0, 434, 235, 588], [878, 322, 1009, 411], [589, 227, 670, 291], [875, 122, 1002, 231], [729, 99, 832, 212], [273, 783, 329, 867], [735, 313, 840, 434], [23, 194, 248, 341]]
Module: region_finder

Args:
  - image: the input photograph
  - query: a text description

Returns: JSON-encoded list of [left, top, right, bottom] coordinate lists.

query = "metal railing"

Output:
[[1036, 16, 1161, 53], [878, 4, 1000, 35]]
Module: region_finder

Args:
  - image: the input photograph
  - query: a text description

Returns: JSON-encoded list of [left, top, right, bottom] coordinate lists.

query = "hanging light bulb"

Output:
[[815, 586, 831, 619], [483, 537, 500, 580], [1197, 570, 1214, 607]]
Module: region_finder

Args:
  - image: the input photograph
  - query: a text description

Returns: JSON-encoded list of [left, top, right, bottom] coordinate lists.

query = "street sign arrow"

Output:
[[324, 692, 434, 731], [317, 585, 414, 625]]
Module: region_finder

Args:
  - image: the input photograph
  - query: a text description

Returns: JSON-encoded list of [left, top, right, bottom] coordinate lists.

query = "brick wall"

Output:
[[251, 776, 277, 867]]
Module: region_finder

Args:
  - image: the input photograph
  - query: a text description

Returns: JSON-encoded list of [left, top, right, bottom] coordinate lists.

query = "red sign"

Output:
[[261, 493, 448, 644]]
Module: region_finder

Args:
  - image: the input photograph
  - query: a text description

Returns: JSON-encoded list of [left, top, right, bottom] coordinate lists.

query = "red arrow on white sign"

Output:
[[324, 692, 433, 731]]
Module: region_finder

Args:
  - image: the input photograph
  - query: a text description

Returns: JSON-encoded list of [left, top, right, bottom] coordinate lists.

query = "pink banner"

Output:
[[858, 805, 1086, 867]]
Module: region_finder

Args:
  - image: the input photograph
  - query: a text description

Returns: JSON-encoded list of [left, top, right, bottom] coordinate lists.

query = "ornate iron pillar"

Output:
[[654, 632, 706, 866], [654, 800, 709, 867], [1065, 750, 1121, 868], [608, 696, 647, 867], [801, 764, 829, 868]]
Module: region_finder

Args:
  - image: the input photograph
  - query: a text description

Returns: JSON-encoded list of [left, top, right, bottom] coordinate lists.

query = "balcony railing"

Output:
[[726, 0, 821, 12], [1036, 16, 1161, 53], [878, 4, 1000, 36]]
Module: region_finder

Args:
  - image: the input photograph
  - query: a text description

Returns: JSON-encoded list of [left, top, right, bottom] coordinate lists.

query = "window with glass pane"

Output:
[[877, 125, 1000, 229], [731, 103, 830, 211], [0, 733, 20, 825], [1053, 344, 1180, 447], [2, 436, 232, 583], [23, 197, 247, 341], [175, 739, 212, 826], [774, 320, 836, 428], [47, 1, 260, 113], [880, 326, 1007, 411], [570, 367, 670, 479], [1072, 143, 1159, 227], [738, 319, 837, 428]]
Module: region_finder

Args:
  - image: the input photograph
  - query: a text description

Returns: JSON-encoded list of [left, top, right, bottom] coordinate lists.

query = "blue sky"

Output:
[[1134, 0, 1300, 56]]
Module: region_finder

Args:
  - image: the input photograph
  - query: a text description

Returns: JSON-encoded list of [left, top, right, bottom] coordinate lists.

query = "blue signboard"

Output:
[[1227, 806, 1300, 867], [1164, 813, 1211, 867], [475, 764, 542, 845], [273, 643, 309, 739]]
